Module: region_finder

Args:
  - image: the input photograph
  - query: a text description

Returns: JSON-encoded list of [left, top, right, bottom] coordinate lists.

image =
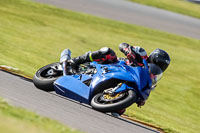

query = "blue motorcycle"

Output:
[[33, 49, 161, 113]]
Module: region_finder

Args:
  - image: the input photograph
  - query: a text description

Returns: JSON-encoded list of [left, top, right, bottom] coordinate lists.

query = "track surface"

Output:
[[0, 70, 159, 133], [32, 0, 200, 39]]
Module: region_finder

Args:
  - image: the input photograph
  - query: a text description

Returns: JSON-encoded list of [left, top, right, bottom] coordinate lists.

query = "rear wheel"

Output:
[[33, 63, 63, 91], [91, 89, 137, 112]]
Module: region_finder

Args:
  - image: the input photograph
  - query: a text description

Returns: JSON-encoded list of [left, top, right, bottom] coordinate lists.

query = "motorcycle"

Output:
[[33, 49, 159, 114]]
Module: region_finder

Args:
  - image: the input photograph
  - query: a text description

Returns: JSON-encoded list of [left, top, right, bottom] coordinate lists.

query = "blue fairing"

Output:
[[54, 75, 92, 104], [90, 60, 152, 99], [54, 59, 152, 104]]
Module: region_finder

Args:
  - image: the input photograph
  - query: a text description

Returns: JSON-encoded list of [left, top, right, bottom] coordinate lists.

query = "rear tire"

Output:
[[91, 90, 137, 112], [33, 63, 63, 91]]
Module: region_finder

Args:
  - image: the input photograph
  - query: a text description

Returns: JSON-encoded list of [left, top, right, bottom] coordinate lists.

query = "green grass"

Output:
[[0, 0, 200, 133], [129, 0, 200, 19], [0, 98, 82, 133]]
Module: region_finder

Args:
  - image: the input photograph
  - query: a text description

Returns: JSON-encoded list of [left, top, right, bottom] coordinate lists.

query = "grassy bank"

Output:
[[0, 0, 200, 133], [129, 0, 200, 19], [0, 98, 82, 133]]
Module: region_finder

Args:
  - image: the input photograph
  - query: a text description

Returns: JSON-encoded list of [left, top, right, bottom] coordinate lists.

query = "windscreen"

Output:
[[148, 63, 163, 88]]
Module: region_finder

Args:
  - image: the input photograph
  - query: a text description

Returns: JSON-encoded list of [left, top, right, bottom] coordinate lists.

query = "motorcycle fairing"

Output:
[[54, 59, 152, 103], [90, 60, 152, 100], [54, 75, 91, 104], [90, 61, 135, 89]]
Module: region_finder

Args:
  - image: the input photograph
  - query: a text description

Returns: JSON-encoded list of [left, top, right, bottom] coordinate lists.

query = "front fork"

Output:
[[104, 82, 131, 95]]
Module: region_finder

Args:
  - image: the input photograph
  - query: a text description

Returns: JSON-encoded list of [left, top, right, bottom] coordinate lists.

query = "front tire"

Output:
[[33, 63, 63, 91], [91, 90, 137, 112]]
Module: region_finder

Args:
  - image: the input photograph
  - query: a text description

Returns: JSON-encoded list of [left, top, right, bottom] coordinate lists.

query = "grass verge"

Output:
[[0, 0, 200, 133], [129, 0, 200, 19], [0, 98, 82, 133]]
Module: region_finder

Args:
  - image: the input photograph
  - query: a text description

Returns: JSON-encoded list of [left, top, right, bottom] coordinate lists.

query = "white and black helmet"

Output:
[[148, 48, 170, 72]]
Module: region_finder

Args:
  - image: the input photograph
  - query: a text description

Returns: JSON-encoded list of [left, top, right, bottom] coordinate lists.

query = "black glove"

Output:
[[119, 43, 136, 60]]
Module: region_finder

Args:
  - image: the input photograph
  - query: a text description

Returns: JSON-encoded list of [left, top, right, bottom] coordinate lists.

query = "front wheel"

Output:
[[33, 62, 63, 91], [91, 90, 137, 112]]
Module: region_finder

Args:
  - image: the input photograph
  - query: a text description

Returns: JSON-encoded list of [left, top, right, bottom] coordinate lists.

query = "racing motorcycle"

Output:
[[33, 49, 160, 114]]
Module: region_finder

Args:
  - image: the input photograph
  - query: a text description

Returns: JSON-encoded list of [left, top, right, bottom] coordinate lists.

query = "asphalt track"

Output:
[[0, 70, 160, 133], [32, 0, 200, 39]]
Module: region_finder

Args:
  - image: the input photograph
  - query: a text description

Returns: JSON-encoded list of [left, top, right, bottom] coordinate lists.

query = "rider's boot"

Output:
[[60, 49, 71, 75]]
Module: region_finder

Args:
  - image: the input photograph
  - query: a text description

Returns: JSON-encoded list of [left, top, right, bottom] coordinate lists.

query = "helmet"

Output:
[[148, 48, 170, 72]]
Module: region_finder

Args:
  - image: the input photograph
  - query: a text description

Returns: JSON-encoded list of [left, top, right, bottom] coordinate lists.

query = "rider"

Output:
[[62, 43, 170, 112], [68, 43, 148, 69]]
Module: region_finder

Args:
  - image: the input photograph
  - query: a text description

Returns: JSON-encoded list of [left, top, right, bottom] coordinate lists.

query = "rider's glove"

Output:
[[126, 52, 136, 63], [123, 46, 137, 62], [119, 43, 144, 66], [119, 43, 136, 56], [124, 46, 136, 57]]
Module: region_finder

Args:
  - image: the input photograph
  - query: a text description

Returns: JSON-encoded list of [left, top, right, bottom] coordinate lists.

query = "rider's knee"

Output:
[[99, 47, 116, 56], [99, 47, 110, 54]]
